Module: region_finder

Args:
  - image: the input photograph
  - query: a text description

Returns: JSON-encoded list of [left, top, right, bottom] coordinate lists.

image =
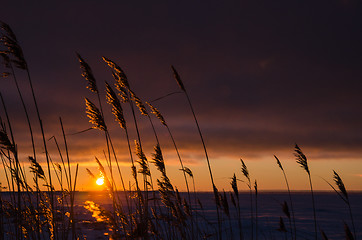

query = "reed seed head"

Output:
[[0, 22, 27, 69], [221, 191, 230, 217], [86, 168, 96, 179], [0, 51, 11, 68], [0, 129, 15, 153], [277, 217, 287, 232], [240, 158, 250, 182], [95, 157, 105, 176], [112, 72, 129, 103], [333, 170, 348, 200], [231, 173, 238, 198], [76, 53, 98, 93], [102, 56, 130, 88], [54, 163, 62, 173], [29, 156, 45, 180], [171, 65, 186, 92], [254, 180, 258, 195], [180, 166, 193, 178], [146, 102, 166, 126], [129, 89, 148, 116], [183, 198, 191, 217], [85, 98, 107, 131], [160, 175, 174, 193], [151, 144, 165, 174], [282, 201, 290, 219], [274, 155, 284, 171], [135, 141, 150, 176], [157, 179, 175, 209], [294, 144, 310, 175], [1, 35, 27, 69], [213, 184, 221, 207], [131, 165, 137, 181], [105, 81, 126, 129], [0, 21, 17, 41]]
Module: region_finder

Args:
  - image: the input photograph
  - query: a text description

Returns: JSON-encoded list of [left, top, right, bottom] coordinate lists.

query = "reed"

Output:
[[1, 21, 362, 240], [344, 222, 354, 240], [105, 80, 143, 219], [78, 55, 125, 199], [182, 166, 201, 238], [275, 155, 296, 240], [295, 144, 317, 240], [79, 55, 131, 217], [109, 65, 160, 199], [1, 21, 55, 224], [146, 100, 196, 238], [103, 57, 150, 192], [85, 96, 133, 233], [240, 158, 254, 240], [103, 57, 174, 237], [0, 182, 3, 240], [254, 180, 258, 240], [277, 217, 288, 240], [59, 118, 79, 240], [171, 65, 222, 240], [231, 173, 243, 240], [324, 170, 356, 240], [146, 102, 193, 215], [0, 91, 23, 239], [0, 22, 85, 240], [334, 171, 356, 239], [281, 201, 293, 240], [0, 41, 37, 176], [321, 230, 328, 240], [221, 190, 233, 240], [151, 143, 191, 238]]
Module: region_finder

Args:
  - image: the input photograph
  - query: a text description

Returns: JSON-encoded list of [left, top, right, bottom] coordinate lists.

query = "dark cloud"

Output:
[[1, 0, 362, 170]]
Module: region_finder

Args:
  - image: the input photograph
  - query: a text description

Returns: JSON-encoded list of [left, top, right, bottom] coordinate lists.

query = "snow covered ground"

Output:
[[1, 191, 361, 239], [74, 191, 362, 240]]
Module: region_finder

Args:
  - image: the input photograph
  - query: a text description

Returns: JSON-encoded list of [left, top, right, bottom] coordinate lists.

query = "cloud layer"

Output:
[[1, 1, 362, 190]]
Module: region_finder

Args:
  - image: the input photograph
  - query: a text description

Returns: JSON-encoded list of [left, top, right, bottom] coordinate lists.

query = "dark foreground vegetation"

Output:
[[0, 21, 358, 240]]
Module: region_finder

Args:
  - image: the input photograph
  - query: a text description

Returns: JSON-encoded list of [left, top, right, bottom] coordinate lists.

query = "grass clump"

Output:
[[0, 21, 360, 240]]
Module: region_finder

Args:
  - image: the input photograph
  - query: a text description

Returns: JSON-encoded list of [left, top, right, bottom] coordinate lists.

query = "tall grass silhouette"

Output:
[[0, 21, 360, 240], [240, 158, 254, 240], [275, 155, 296, 240], [0, 21, 79, 240], [295, 144, 317, 240], [230, 173, 243, 240], [324, 170, 357, 240], [171, 65, 222, 239]]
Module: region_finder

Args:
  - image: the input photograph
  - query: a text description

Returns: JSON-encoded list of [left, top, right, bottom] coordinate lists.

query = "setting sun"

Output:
[[96, 177, 104, 186]]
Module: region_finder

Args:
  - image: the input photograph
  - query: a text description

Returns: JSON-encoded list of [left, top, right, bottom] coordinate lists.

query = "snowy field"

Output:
[[70, 191, 362, 240]]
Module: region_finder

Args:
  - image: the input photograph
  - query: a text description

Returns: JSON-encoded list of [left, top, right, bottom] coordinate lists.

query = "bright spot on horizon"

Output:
[[96, 177, 104, 186]]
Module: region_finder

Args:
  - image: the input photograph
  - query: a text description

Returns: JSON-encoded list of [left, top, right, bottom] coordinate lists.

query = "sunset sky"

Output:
[[1, 1, 362, 191]]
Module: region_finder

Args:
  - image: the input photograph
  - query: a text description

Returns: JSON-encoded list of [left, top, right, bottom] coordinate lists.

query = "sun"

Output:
[[96, 177, 104, 186]]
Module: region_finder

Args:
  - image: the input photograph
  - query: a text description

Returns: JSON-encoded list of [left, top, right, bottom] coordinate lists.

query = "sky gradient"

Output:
[[1, 1, 362, 191]]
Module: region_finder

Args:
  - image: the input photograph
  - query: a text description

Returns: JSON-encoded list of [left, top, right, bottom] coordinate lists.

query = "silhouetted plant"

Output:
[[171, 65, 222, 239], [324, 170, 356, 240], [275, 155, 296, 240], [241, 158, 254, 240], [295, 144, 317, 240]]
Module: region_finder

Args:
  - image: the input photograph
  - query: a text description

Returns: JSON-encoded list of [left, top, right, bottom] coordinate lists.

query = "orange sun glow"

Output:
[[96, 177, 104, 186]]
